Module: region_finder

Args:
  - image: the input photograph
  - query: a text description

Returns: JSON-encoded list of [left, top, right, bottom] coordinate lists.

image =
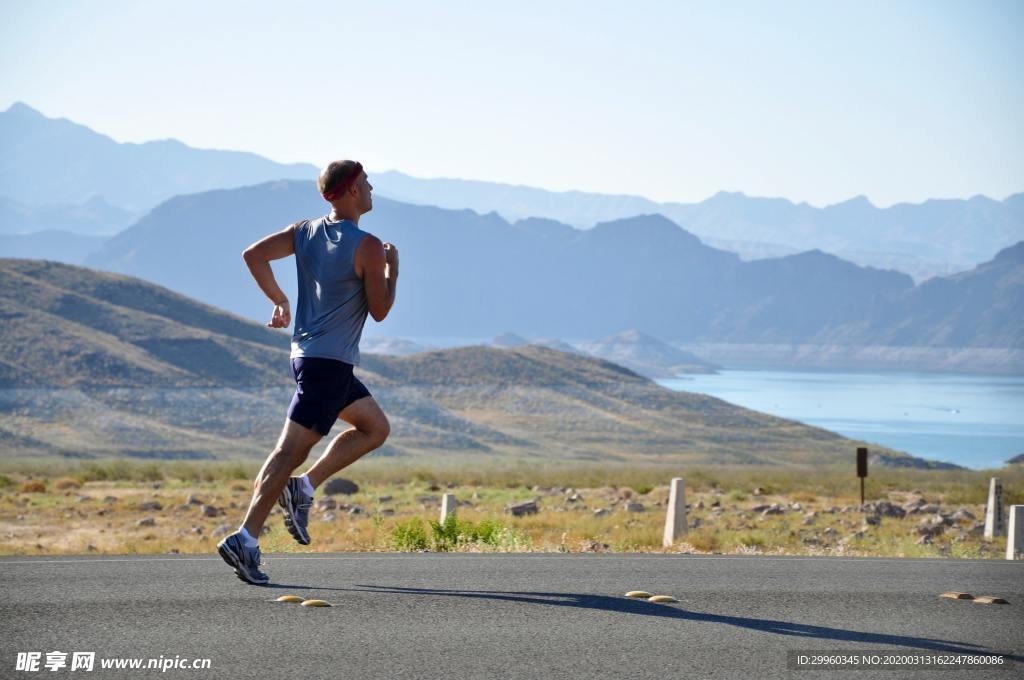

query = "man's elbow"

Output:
[[368, 302, 391, 322], [242, 247, 257, 263]]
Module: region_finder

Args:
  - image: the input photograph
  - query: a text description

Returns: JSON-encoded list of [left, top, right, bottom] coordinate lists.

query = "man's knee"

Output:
[[274, 441, 312, 466], [254, 444, 308, 491], [363, 415, 390, 449]]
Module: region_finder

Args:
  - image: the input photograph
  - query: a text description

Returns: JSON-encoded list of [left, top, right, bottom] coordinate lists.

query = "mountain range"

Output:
[[2, 102, 1021, 281], [79, 180, 1023, 374], [370, 172, 1024, 280], [1, 258, 943, 467], [0, 102, 314, 216]]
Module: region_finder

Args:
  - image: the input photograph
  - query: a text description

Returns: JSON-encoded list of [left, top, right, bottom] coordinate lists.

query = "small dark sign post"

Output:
[[856, 447, 868, 508]]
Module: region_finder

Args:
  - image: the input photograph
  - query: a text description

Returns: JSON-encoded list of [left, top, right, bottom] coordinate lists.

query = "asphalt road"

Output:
[[0, 552, 1021, 679]]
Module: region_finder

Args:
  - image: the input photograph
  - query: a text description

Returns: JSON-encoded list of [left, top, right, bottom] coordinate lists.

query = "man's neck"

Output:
[[328, 207, 360, 225]]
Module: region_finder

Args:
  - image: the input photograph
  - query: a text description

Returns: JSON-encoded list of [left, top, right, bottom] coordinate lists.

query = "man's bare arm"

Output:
[[242, 223, 298, 328], [356, 235, 399, 322]]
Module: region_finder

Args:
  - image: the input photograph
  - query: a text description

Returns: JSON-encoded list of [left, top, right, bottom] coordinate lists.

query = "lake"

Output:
[[657, 370, 1024, 470]]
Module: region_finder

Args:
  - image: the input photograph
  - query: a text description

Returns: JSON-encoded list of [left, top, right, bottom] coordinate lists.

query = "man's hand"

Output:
[[268, 299, 291, 328], [384, 242, 399, 272]]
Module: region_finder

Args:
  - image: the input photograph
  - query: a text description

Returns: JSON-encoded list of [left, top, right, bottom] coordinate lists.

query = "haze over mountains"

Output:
[[1, 103, 1021, 374], [2, 103, 1021, 282], [2, 259, 935, 467]]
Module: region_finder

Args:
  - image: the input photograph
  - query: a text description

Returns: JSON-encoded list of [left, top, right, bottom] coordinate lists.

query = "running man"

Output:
[[217, 160, 398, 584]]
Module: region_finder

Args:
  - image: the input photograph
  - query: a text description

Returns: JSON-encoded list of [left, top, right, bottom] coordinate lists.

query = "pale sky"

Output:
[[1, 0, 1021, 207]]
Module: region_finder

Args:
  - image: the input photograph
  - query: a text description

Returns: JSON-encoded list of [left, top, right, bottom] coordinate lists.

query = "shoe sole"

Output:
[[278, 485, 311, 546], [217, 540, 269, 585]]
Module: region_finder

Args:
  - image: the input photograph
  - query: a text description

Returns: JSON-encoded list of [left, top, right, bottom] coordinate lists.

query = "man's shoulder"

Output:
[[356, 230, 382, 247], [354, 232, 384, 268]]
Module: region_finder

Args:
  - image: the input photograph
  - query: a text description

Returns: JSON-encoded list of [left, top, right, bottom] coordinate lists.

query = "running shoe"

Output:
[[278, 477, 313, 545], [216, 532, 269, 585]]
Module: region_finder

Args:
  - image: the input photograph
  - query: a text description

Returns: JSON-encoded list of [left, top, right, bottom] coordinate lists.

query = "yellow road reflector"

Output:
[[275, 595, 304, 603], [625, 591, 652, 599], [973, 596, 1009, 605], [301, 599, 332, 607], [648, 595, 678, 603], [940, 592, 974, 600]]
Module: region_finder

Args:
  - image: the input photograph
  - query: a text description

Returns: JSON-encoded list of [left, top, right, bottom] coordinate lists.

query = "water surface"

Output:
[[658, 370, 1024, 470]]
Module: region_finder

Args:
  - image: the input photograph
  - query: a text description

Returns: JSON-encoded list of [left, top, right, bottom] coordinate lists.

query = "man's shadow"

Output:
[[299, 583, 1015, 660]]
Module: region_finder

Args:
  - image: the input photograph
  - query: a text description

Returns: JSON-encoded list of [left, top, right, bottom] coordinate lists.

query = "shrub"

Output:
[[0, 474, 13, 489], [686, 530, 720, 552], [54, 477, 83, 490], [136, 463, 164, 482], [392, 518, 429, 551], [735, 532, 766, 549], [466, 518, 504, 545], [422, 515, 515, 552], [632, 484, 654, 495], [80, 461, 165, 482], [20, 480, 47, 493], [428, 514, 461, 551]]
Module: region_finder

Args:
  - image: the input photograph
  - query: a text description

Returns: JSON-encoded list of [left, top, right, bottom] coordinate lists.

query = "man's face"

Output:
[[357, 172, 373, 214]]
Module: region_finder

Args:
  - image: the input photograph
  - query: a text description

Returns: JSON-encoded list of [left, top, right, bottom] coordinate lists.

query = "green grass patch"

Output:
[[391, 514, 528, 552], [391, 518, 430, 551]]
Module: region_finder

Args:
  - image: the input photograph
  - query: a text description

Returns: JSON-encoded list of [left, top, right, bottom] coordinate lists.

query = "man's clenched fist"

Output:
[[268, 299, 291, 328]]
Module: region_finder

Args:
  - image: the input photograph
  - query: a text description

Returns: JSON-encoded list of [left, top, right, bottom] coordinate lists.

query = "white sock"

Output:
[[299, 473, 315, 496], [238, 526, 259, 547]]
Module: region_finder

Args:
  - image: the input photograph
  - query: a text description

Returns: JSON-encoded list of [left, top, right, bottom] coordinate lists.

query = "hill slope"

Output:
[[0, 260, 945, 467]]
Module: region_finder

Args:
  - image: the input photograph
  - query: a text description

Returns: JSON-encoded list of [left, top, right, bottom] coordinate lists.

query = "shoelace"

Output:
[[296, 497, 312, 521], [247, 544, 266, 569]]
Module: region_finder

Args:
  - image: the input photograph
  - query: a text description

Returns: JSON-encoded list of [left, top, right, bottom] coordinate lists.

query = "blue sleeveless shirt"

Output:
[[290, 216, 369, 365]]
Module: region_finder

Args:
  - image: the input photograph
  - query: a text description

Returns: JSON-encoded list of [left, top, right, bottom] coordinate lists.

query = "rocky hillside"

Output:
[[0, 260, 950, 467]]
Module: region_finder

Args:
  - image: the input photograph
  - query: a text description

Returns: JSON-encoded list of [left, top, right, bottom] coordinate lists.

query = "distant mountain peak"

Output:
[[0, 105, 317, 212], [829, 194, 876, 209], [491, 332, 530, 348], [993, 241, 1024, 264], [4, 101, 43, 117], [592, 213, 693, 237]]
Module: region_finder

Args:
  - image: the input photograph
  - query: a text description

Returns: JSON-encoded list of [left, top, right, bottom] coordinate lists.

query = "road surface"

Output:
[[1, 553, 1021, 679]]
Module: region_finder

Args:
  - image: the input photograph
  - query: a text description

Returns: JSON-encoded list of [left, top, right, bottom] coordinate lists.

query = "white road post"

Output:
[[984, 477, 1004, 539], [663, 477, 688, 547], [440, 493, 457, 524], [1007, 505, 1023, 561]]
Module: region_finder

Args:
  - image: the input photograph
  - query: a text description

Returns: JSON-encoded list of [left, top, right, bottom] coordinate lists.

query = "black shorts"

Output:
[[286, 357, 372, 436]]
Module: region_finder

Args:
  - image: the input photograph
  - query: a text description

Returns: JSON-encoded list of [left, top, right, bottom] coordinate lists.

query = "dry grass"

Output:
[[0, 461, 1018, 559]]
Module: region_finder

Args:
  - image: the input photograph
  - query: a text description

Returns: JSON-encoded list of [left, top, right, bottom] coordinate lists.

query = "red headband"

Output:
[[322, 162, 364, 201]]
